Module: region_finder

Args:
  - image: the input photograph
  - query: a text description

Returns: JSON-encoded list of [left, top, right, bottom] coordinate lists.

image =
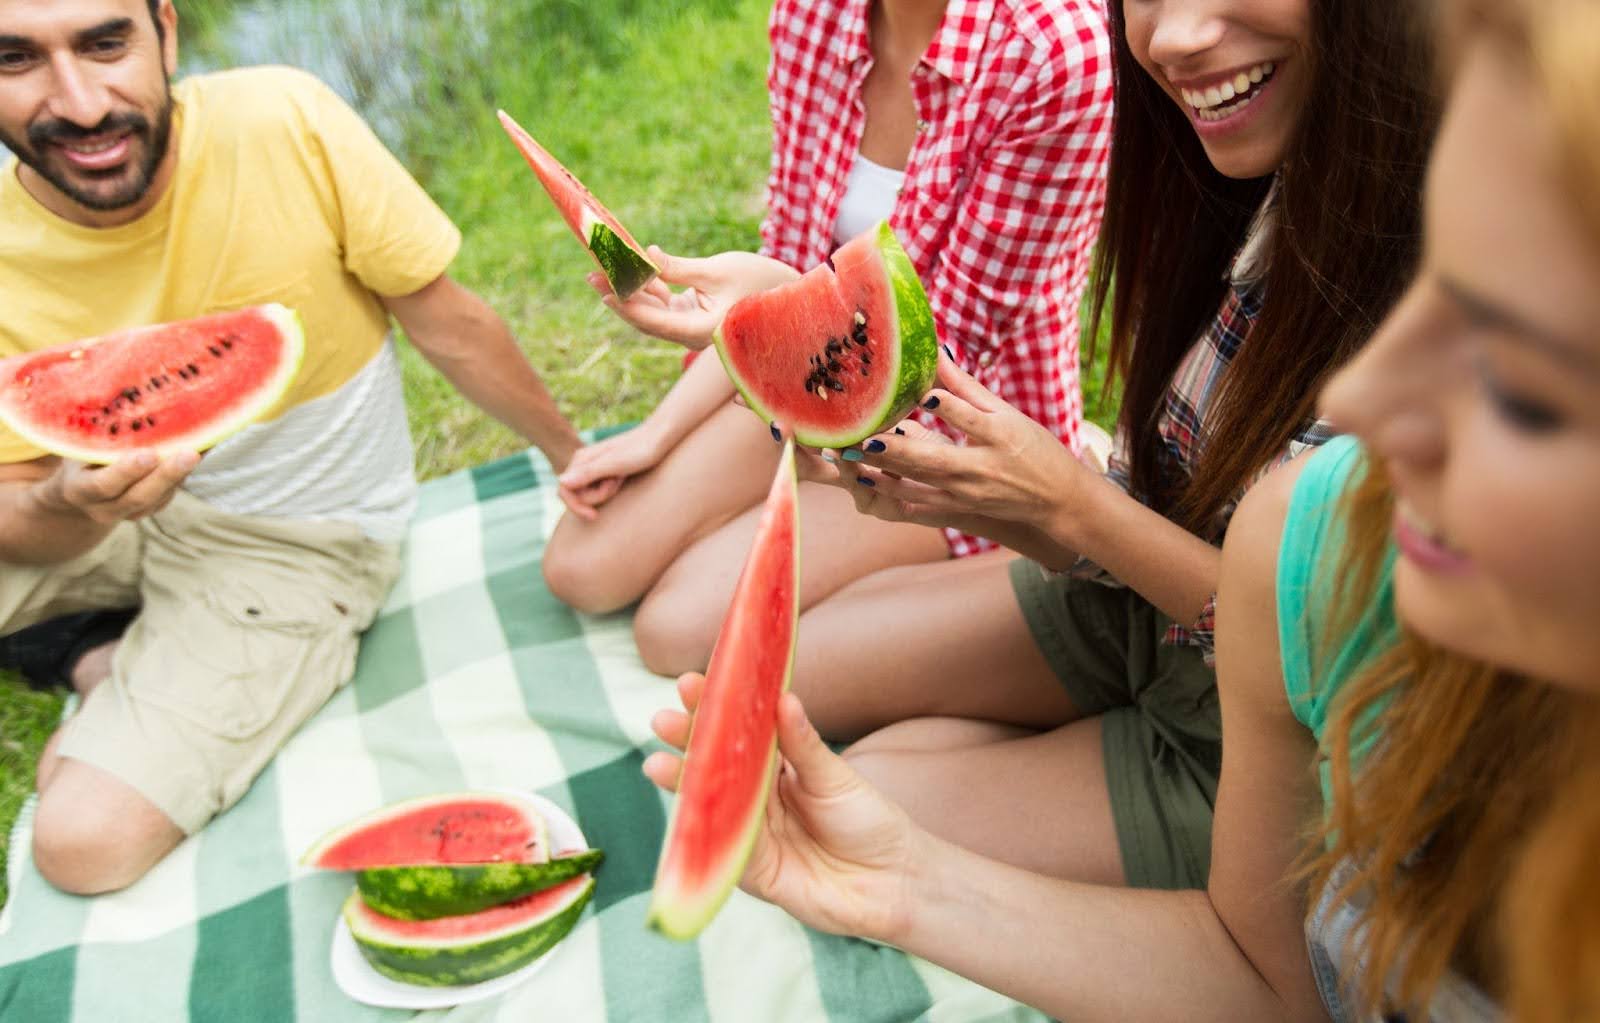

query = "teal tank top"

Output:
[[1276, 436, 1500, 1022]]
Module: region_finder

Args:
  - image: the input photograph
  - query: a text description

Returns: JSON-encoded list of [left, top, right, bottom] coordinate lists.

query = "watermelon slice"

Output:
[[714, 221, 938, 449], [344, 875, 595, 987], [0, 304, 304, 464], [497, 109, 660, 300], [647, 441, 799, 940], [356, 849, 606, 921], [302, 792, 551, 870]]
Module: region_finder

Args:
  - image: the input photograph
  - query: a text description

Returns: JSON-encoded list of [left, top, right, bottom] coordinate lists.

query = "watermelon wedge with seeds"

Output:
[[714, 221, 938, 449], [301, 791, 551, 871], [647, 441, 799, 940], [0, 304, 304, 464], [497, 109, 660, 299]]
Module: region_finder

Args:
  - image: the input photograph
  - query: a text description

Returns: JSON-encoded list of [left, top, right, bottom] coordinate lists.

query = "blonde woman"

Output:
[[644, 0, 1600, 1017]]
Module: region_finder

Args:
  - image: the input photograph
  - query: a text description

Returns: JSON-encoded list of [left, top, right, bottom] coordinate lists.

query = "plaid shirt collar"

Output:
[[836, 0, 997, 85]]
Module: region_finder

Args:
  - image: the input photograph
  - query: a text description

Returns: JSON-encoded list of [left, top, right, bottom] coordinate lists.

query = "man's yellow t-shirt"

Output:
[[0, 66, 461, 464]]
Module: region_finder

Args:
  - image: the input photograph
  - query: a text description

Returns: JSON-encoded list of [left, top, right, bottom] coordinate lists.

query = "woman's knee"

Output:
[[542, 526, 639, 615], [633, 589, 721, 677]]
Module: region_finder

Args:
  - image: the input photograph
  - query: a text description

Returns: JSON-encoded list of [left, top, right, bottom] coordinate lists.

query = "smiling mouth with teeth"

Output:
[[1181, 62, 1277, 122]]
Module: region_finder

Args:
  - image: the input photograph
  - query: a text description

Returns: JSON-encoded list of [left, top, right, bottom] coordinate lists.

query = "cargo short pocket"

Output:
[[129, 575, 353, 741]]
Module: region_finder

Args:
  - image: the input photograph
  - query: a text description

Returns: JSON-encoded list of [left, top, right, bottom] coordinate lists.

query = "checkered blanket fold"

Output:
[[0, 446, 1045, 1023]]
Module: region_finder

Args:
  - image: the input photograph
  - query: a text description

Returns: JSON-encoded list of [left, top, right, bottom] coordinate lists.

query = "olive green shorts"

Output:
[[1009, 559, 1220, 890]]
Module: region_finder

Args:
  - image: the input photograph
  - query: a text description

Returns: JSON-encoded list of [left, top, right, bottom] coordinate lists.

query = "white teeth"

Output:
[[64, 138, 121, 155], [1184, 62, 1276, 117]]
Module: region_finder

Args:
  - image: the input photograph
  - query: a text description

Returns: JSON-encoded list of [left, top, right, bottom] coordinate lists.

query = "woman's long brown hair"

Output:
[[1088, 3, 1439, 537], [1305, 10, 1600, 1018]]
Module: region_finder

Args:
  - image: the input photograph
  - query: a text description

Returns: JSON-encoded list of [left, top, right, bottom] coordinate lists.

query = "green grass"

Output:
[[0, 0, 1117, 907], [0, 673, 64, 908]]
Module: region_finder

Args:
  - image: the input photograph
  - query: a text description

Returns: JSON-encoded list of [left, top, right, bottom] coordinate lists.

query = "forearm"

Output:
[[0, 478, 113, 565], [1040, 477, 1221, 626], [409, 308, 582, 472], [891, 833, 1319, 1023], [641, 351, 737, 447]]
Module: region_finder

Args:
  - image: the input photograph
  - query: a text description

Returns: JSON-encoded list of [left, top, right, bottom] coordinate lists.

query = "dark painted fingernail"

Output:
[[770, 424, 781, 443], [822, 452, 838, 464], [856, 475, 875, 488], [841, 448, 865, 463], [893, 427, 906, 436], [923, 396, 941, 410], [865, 439, 886, 453], [942, 344, 954, 360]]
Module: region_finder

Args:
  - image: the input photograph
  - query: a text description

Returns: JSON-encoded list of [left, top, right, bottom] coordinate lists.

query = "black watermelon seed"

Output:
[[146, 416, 157, 427], [861, 351, 872, 364], [828, 380, 845, 393], [130, 420, 142, 431], [187, 363, 200, 375], [208, 345, 222, 358], [101, 405, 112, 415], [109, 425, 119, 436], [862, 366, 870, 376], [827, 360, 841, 373]]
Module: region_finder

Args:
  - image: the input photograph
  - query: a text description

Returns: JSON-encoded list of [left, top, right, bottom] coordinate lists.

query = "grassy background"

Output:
[[0, 0, 1116, 907]]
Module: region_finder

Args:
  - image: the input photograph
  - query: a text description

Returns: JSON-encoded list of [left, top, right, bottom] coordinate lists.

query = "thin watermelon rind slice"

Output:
[[645, 442, 800, 940], [714, 221, 938, 450], [0, 304, 306, 465], [300, 790, 551, 870], [343, 875, 595, 987], [497, 109, 660, 299], [355, 849, 605, 921]]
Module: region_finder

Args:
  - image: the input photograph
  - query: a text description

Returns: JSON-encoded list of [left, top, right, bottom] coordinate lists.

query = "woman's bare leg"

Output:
[[845, 715, 1124, 884], [632, 480, 948, 675], [542, 403, 781, 614], [790, 550, 1080, 740]]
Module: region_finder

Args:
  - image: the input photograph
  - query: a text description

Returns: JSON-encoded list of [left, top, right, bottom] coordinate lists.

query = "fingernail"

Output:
[[822, 452, 838, 464], [865, 439, 886, 453], [770, 424, 781, 443], [841, 448, 864, 463], [856, 475, 875, 488], [942, 344, 954, 360], [893, 427, 906, 436], [923, 396, 941, 410]]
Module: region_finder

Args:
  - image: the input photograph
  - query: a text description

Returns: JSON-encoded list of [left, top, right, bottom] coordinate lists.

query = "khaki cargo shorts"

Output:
[[0, 491, 400, 834]]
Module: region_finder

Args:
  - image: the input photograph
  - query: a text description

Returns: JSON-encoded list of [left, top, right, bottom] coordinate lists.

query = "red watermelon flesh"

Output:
[[302, 792, 551, 870], [714, 221, 938, 449], [0, 304, 303, 464], [647, 442, 799, 940], [497, 110, 660, 300]]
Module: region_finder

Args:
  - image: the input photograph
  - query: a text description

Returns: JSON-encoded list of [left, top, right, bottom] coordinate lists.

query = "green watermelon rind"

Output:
[[645, 443, 800, 941], [356, 849, 605, 921], [344, 877, 594, 988], [0, 303, 306, 465], [586, 218, 660, 300], [714, 221, 940, 450], [300, 790, 550, 870]]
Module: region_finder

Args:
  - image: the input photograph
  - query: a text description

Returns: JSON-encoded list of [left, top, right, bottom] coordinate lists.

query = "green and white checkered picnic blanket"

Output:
[[0, 445, 1048, 1023]]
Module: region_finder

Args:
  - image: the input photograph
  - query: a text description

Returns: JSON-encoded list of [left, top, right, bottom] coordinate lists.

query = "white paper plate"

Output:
[[330, 790, 590, 1010]]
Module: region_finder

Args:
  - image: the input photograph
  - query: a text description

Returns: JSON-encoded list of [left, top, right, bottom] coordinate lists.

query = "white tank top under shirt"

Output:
[[833, 152, 906, 246]]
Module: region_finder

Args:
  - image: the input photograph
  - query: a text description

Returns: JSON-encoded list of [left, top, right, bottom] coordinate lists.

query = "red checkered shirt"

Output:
[[763, 0, 1115, 557]]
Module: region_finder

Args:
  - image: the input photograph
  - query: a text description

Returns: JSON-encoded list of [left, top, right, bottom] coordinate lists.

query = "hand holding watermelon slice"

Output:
[[592, 247, 801, 350], [644, 672, 923, 944]]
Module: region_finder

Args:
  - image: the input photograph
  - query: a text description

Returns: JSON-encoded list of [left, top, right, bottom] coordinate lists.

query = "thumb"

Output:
[[649, 246, 726, 292], [775, 694, 854, 797]]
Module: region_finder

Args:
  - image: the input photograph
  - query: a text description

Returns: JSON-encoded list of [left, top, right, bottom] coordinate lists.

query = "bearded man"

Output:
[[0, 0, 579, 893]]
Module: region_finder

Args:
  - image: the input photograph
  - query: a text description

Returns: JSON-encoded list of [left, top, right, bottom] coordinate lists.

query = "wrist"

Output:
[[875, 823, 947, 948]]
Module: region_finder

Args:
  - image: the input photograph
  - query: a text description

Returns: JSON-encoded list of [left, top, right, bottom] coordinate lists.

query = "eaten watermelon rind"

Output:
[[714, 221, 939, 450], [0, 303, 306, 465], [300, 790, 551, 871], [356, 848, 605, 921], [646, 442, 800, 941], [344, 876, 594, 987], [498, 109, 661, 299]]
